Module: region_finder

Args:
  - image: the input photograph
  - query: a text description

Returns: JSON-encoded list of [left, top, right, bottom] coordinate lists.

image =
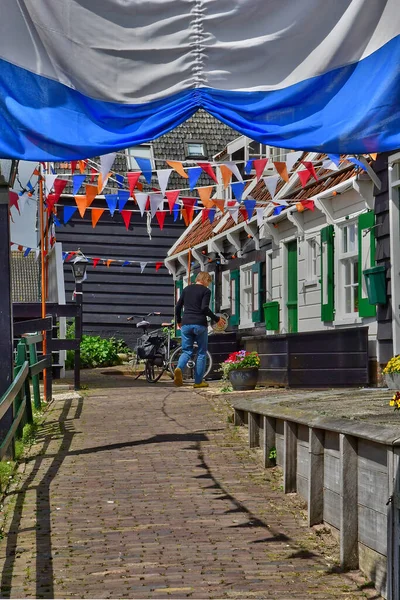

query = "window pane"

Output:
[[187, 143, 205, 156], [343, 227, 348, 253], [353, 260, 359, 284], [345, 262, 351, 285], [353, 285, 359, 312], [349, 224, 356, 252], [345, 287, 352, 313]]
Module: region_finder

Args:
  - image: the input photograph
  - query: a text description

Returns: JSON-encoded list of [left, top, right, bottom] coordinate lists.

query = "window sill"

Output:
[[333, 316, 363, 327], [302, 279, 318, 289], [239, 322, 253, 330], [220, 303, 230, 311]]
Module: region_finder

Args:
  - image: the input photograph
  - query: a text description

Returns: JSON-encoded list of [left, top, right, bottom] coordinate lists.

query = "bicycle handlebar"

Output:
[[127, 311, 161, 321]]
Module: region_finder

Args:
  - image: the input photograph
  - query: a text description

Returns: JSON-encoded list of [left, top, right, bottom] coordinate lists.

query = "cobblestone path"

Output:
[[0, 374, 376, 598]]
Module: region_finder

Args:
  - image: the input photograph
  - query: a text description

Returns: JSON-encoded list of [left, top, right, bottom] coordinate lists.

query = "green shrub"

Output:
[[66, 335, 121, 369], [109, 336, 130, 354]]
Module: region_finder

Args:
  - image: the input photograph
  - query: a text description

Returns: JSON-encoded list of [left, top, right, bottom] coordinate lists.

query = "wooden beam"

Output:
[[340, 433, 359, 569], [308, 428, 324, 526]]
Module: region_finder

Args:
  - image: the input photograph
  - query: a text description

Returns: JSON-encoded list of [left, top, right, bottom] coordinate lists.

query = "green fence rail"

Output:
[[0, 333, 50, 464]]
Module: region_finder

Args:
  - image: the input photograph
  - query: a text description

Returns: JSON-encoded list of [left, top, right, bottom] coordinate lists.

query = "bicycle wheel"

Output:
[[145, 358, 166, 383], [168, 345, 212, 383]]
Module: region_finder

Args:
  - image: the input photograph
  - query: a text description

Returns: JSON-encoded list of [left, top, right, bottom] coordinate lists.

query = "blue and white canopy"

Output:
[[1, 0, 400, 160]]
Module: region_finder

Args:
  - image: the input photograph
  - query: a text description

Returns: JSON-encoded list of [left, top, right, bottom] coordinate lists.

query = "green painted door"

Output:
[[287, 241, 298, 333]]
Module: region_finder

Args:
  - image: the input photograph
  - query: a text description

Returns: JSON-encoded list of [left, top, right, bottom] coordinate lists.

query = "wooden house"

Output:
[[166, 139, 379, 386]]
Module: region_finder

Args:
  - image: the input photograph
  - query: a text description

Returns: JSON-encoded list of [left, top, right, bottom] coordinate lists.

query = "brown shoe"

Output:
[[193, 381, 209, 389], [174, 368, 183, 387]]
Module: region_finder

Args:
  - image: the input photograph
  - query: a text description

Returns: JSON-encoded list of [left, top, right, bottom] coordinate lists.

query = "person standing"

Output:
[[174, 272, 225, 388]]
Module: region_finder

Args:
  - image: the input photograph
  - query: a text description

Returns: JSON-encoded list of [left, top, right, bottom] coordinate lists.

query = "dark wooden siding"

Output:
[[374, 153, 393, 364], [56, 203, 184, 346]]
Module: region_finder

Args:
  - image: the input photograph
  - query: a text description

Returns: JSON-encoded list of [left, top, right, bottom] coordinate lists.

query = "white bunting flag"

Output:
[[256, 207, 266, 228], [322, 159, 339, 171], [18, 192, 30, 214], [263, 175, 280, 199], [223, 161, 243, 183], [100, 152, 116, 190], [135, 192, 148, 217], [285, 150, 303, 172], [149, 194, 164, 218], [273, 199, 289, 206], [227, 202, 240, 224], [45, 174, 57, 196], [156, 169, 173, 196], [140, 261, 147, 273]]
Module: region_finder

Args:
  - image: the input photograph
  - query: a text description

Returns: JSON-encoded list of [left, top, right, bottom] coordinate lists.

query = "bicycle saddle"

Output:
[[136, 320, 150, 328]]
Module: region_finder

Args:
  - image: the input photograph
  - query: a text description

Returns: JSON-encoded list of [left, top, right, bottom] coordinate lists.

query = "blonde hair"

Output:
[[195, 271, 212, 286]]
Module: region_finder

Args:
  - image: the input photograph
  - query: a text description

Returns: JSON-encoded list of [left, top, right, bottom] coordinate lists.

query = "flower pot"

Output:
[[385, 372, 400, 390], [229, 367, 259, 391]]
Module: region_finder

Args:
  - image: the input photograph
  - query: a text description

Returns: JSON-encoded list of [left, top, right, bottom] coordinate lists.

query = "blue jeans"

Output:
[[177, 324, 208, 384]]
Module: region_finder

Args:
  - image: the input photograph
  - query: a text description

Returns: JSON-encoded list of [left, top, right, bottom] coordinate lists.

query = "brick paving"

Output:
[[0, 372, 377, 599]]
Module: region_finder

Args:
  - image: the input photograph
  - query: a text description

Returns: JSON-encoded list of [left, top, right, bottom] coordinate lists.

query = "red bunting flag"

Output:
[[202, 208, 210, 223], [92, 257, 101, 268], [90, 167, 97, 182], [9, 191, 20, 214], [182, 197, 197, 223], [155, 262, 163, 272], [301, 200, 315, 211], [198, 162, 218, 183], [297, 169, 311, 187], [71, 161, 78, 174], [53, 178, 68, 201], [156, 211, 166, 230], [17, 245, 23, 252], [127, 172, 141, 197], [301, 161, 318, 181], [92, 208, 104, 228], [239, 207, 248, 221], [253, 158, 268, 181], [165, 190, 180, 213], [120, 210, 132, 230]]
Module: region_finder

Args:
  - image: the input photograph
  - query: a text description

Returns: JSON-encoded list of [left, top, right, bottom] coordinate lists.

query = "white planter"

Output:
[[385, 373, 400, 389]]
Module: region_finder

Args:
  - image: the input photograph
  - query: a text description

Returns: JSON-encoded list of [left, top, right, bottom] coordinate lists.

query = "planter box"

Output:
[[385, 372, 400, 389]]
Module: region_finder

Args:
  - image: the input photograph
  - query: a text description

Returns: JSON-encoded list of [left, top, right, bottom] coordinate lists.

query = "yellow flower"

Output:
[[390, 400, 395, 406]]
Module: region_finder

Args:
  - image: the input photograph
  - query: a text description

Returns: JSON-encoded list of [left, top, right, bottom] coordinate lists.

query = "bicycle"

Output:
[[127, 313, 212, 384]]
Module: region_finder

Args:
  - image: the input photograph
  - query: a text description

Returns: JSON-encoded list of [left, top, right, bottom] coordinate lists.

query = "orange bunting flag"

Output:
[[79, 160, 87, 174], [219, 165, 233, 189], [74, 195, 88, 218], [181, 207, 190, 226], [182, 197, 197, 224], [120, 210, 132, 230], [166, 160, 188, 179], [253, 158, 269, 181], [274, 161, 289, 182], [156, 211, 166, 230], [165, 190, 180, 213], [198, 162, 218, 183], [127, 172, 141, 197], [212, 199, 225, 213], [198, 186, 214, 208], [155, 262, 163, 272], [91, 208, 104, 228], [92, 257, 101, 268], [106, 259, 114, 268], [296, 202, 305, 213], [298, 169, 311, 187], [369, 153, 378, 161], [85, 184, 98, 207]]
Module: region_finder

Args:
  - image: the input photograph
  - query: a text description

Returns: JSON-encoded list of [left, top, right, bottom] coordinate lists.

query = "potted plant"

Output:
[[383, 356, 400, 389], [221, 350, 260, 391]]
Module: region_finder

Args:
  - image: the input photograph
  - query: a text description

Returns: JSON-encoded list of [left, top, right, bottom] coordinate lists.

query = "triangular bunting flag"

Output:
[[202, 208, 209, 223], [105, 194, 118, 216], [274, 161, 289, 182], [79, 160, 87, 174], [150, 194, 164, 218], [71, 160, 78, 174], [53, 216, 61, 227], [53, 179, 68, 202], [212, 199, 225, 213], [156, 211, 166, 230], [273, 199, 289, 206], [347, 157, 368, 171], [322, 159, 339, 171], [64, 205, 77, 224], [173, 202, 180, 222], [273, 205, 286, 216], [122, 261, 130, 267], [208, 208, 216, 224], [302, 161, 319, 181], [263, 175, 280, 199], [219, 165, 233, 189], [46, 194, 57, 214], [181, 207, 190, 226], [227, 202, 239, 224], [253, 158, 268, 181], [198, 186, 214, 208], [136, 193, 148, 217], [301, 200, 315, 211], [127, 171, 141, 197], [244, 159, 253, 175], [231, 181, 245, 202], [74, 195, 88, 218], [115, 174, 124, 188], [18, 192, 29, 215], [106, 259, 114, 268], [166, 160, 188, 179], [85, 184, 98, 207], [369, 153, 378, 161], [90, 167, 97, 182], [9, 191, 20, 214], [100, 152, 116, 186], [45, 174, 58, 196], [121, 210, 132, 230], [298, 169, 312, 187], [155, 262, 163, 272], [256, 207, 266, 228], [243, 199, 257, 221], [165, 190, 180, 213], [285, 150, 303, 172], [296, 202, 306, 213], [92, 257, 101, 268], [156, 169, 172, 196], [327, 154, 341, 166], [118, 190, 130, 211], [73, 175, 86, 195], [198, 162, 218, 183], [23, 248, 31, 257], [182, 197, 197, 223], [140, 262, 147, 273], [92, 208, 104, 228], [223, 162, 243, 182], [135, 157, 153, 184], [188, 167, 203, 191]]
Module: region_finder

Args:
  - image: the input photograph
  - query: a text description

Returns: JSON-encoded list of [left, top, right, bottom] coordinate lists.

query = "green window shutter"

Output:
[[230, 269, 240, 326], [358, 210, 376, 318], [190, 272, 196, 284], [321, 225, 335, 322], [252, 262, 264, 322]]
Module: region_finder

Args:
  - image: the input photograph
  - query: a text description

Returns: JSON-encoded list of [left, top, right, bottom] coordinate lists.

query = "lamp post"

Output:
[[71, 253, 88, 390], [0, 160, 17, 398]]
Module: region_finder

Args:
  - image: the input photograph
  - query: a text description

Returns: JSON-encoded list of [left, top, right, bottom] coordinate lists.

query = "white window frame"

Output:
[[221, 270, 231, 310], [389, 155, 400, 354], [335, 220, 360, 320], [186, 141, 207, 159], [239, 262, 255, 329], [126, 143, 155, 171], [305, 236, 319, 285], [265, 250, 273, 302]]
